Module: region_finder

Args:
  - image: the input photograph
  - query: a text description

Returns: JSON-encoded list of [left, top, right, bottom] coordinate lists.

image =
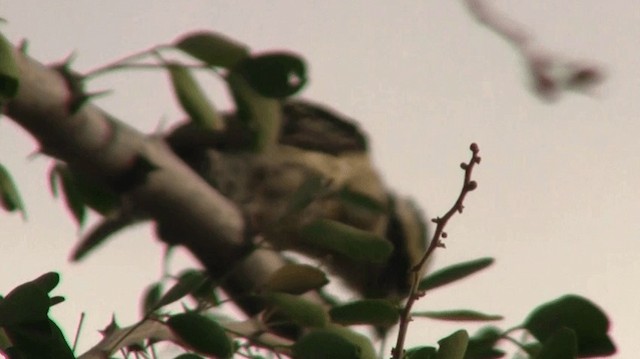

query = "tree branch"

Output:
[[3, 45, 288, 315]]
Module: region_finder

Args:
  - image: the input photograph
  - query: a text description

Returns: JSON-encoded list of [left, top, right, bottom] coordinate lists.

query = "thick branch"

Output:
[[3, 46, 286, 312]]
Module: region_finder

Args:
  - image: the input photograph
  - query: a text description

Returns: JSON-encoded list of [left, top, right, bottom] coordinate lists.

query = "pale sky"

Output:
[[1, 1, 638, 357]]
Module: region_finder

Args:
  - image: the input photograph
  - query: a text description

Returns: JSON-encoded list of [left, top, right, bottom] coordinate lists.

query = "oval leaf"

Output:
[[0, 274, 53, 326], [141, 282, 162, 315], [55, 165, 87, 226], [227, 71, 281, 151], [30, 272, 60, 294], [419, 257, 494, 292], [523, 294, 615, 357], [464, 326, 505, 359], [156, 270, 206, 308], [264, 292, 328, 328], [65, 167, 119, 215], [174, 31, 249, 69], [293, 329, 361, 359], [405, 346, 437, 359], [413, 309, 502, 322], [265, 264, 329, 294], [0, 32, 19, 100], [536, 327, 577, 359], [173, 354, 205, 359], [167, 312, 232, 358], [436, 330, 469, 359], [0, 163, 26, 219], [237, 52, 307, 98], [300, 219, 393, 263], [329, 299, 399, 327], [167, 63, 222, 130]]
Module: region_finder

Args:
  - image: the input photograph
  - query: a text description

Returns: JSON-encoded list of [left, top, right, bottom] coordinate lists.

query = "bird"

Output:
[[166, 99, 430, 299], [73, 99, 429, 300]]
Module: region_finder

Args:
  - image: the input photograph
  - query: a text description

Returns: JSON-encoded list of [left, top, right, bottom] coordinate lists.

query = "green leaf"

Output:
[[226, 71, 281, 151], [264, 292, 328, 328], [167, 63, 222, 130], [437, 330, 469, 359], [265, 264, 329, 295], [406, 346, 437, 359], [189, 277, 220, 306], [523, 294, 615, 357], [338, 188, 386, 214], [236, 52, 307, 98], [167, 312, 233, 358], [0, 273, 58, 326], [30, 272, 60, 294], [0, 163, 26, 219], [4, 319, 75, 359], [293, 326, 376, 359], [300, 219, 393, 263], [536, 327, 577, 359], [174, 31, 250, 69], [463, 326, 505, 359], [280, 174, 327, 219], [173, 354, 205, 359], [419, 257, 494, 292], [65, 167, 118, 215], [0, 32, 19, 100], [329, 299, 399, 327], [141, 282, 162, 314], [413, 309, 502, 322], [156, 270, 207, 308], [49, 163, 86, 226], [293, 329, 361, 359], [48, 162, 119, 220]]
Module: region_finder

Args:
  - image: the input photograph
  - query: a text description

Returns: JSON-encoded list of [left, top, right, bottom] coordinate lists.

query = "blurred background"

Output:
[[1, 1, 638, 356]]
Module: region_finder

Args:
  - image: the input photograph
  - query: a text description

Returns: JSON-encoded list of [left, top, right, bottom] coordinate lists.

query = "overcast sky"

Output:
[[2, 1, 638, 357]]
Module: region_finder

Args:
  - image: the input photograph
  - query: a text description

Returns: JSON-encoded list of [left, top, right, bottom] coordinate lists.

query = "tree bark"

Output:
[[3, 44, 286, 315]]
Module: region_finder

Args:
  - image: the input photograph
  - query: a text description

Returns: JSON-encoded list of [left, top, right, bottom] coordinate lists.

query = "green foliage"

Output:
[[155, 269, 207, 309], [0, 32, 19, 101], [405, 346, 437, 359], [535, 328, 577, 359], [48, 162, 119, 226], [264, 292, 329, 328], [300, 218, 394, 263], [0, 273, 74, 358], [167, 63, 222, 130], [279, 174, 328, 220], [523, 295, 615, 357], [329, 299, 399, 327], [419, 257, 494, 292], [463, 326, 504, 359], [235, 52, 307, 98], [0, 163, 26, 219], [174, 31, 250, 69], [264, 263, 329, 295], [413, 310, 502, 322], [292, 329, 363, 359], [437, 330, 469, 359], [167, 312, 233, 358]]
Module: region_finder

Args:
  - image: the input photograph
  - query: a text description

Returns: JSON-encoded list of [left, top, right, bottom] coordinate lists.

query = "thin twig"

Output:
[[392, 143, 481, 359], [72, 312, 86, 353], [464, 0, 604, 100]]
